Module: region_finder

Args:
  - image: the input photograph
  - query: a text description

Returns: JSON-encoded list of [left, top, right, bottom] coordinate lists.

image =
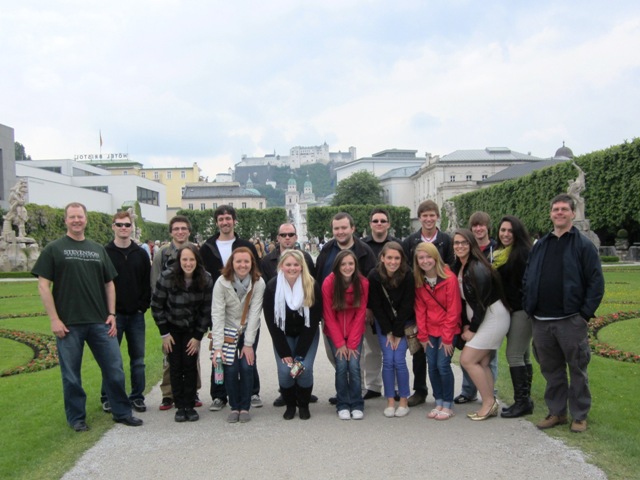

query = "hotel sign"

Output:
[[74, 153, 129, 161]]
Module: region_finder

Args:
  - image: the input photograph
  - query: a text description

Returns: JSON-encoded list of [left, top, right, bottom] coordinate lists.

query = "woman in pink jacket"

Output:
[[414, 242, 462, 421], [322, 250, 369, 421]]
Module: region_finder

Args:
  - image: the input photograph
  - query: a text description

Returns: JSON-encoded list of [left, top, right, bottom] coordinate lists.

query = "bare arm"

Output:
[[37, 276, 69, 338]]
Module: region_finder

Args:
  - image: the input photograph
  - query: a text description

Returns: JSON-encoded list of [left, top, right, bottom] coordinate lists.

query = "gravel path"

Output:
[[63, 331, 606, 480]]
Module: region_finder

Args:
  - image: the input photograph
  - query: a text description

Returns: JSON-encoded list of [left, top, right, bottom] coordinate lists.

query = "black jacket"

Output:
[[453, 258, 504, 332], [367, 269, 415, 337], [105, 241, 151, 314], [402, 229, 454, 267], [523, 227, 604, 320], [314, 237, 377, 284], [260, 246, 316, 284], [361, 234, 401, 260], [200, 233, 260, 284]]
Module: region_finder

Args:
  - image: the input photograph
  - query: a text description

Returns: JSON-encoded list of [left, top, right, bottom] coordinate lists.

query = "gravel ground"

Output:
[[63, 330, 607, 480]]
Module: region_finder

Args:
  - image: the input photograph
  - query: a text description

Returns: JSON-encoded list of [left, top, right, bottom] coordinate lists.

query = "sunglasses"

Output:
[[370, 219, 388, 224], [114, 222, 132, 228], [279, 233, 296, 238]]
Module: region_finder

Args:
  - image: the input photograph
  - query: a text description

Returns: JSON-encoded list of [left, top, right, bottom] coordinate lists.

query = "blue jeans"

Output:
[[329, 338, 364, 412], [211, 329, 261, 401], [274, 330, 320, 389], [100, 312, 146, 402], [375, 323, 410, 399], [224, 350, 254, 411], [57, 323, 131, 425], [426, 336, 456, 408], [460, 350, 498, 397]]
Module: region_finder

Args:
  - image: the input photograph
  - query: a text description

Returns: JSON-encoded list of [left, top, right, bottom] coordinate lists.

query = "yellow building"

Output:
[[182, 182, 266, 211], [82, 160, 201, 214]]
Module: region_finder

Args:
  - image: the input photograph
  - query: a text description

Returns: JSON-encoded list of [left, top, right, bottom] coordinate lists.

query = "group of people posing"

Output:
[[34, 194, 603, 433]]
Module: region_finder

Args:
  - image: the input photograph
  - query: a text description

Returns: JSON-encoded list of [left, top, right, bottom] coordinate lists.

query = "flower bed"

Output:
[[588, 311, 640, 363], [0, 329, 59, 376]]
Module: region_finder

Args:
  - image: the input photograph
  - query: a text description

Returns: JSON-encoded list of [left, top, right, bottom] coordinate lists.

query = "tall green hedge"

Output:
[[445, 138, 640, 242], [307, 205, 411, 240]]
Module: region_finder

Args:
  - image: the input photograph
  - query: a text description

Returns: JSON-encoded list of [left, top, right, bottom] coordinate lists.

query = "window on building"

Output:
[[212, 203, 217, 209], [181, 170, 186, 179], [229, 202, 233, 207], [123, 170, 128, 176], [466, 175, 472, 181], [137, 187, 159, 206], [450, 175, 456, 182], [200, 203, 206, 210], [167, 171, 172, 180], [242, 202, 247, 209], [153, 171, 159, 180], [84, 186, 108, 193], [141, 171, 146, 178], [188, 203, 193, 210], [482, 174, 488, 180], [259, 202, 263, 209]]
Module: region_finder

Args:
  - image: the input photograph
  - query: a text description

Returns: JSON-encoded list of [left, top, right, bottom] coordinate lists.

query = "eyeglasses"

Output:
[[453, 240, 469, 247], [370, 219, 388, 224], [114, 222, 132, 228], [172, 227, 189, 231], [279, 233, 296, 238]]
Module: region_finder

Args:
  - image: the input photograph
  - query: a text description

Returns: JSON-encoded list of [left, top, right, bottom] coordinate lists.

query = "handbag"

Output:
[[381, 285, 422, 355], [220, 286, 254, 366]]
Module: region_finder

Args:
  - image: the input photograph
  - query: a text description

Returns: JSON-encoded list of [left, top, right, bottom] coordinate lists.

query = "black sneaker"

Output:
[[72, 421, 89, 432], [329, 396, 337, 405], [159, 397, 174, 411], [310, 394, 318, 404], [131, 399, 147, 412], [454, 394, 478, 404], [175, 409, 187, 422], [102, 401, 111, 413], [363, 390, 382, 400], [185, 408, 199, 422], [273, 394, 285, 407], [194, 394, 203, 408], [114, 415, 143, 427]]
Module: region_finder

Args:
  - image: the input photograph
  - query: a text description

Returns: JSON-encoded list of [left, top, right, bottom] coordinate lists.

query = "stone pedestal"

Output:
[[573, 219, 600, 249], [0, 236, 40, 272]]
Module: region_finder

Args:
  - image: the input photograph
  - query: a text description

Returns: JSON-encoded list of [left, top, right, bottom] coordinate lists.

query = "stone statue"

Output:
[[3, 179, 29, 239], [127, 207, 139, 242], [442, 200, 459, 233], [567, 162, 586, 222]]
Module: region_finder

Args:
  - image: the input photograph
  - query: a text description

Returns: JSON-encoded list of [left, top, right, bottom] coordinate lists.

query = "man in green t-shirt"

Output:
[[32, 202, 143, 432]]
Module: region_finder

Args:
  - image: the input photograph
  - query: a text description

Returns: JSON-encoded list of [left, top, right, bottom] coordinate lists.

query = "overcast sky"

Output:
[[2, 1, 639, 180]]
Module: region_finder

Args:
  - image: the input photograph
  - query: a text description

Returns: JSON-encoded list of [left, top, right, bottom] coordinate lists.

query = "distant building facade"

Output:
[[181, 182, 266, 212], [335, 149, 425, 184], [0, 123, 17, 210]]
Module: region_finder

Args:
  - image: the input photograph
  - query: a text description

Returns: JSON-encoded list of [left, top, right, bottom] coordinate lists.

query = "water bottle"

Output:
[[214, 353, 224, 385]]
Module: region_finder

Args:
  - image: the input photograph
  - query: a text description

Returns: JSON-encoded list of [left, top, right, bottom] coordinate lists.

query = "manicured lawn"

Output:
[[0, 338, 33, 372], [0, 283, 163, 480], [496, 265, 640, 480], [597, 318, 640, 355]]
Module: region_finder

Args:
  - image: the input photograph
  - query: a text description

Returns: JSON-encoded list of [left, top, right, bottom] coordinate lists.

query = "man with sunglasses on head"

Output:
[[260, 223, 317, 407], [359, 208, 401, 400], [101, 211, 151, 414], [151, 215, 200, 411]]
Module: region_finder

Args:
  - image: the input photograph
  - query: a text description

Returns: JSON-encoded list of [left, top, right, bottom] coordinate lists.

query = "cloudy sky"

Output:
[[2, 1, 639, 179]]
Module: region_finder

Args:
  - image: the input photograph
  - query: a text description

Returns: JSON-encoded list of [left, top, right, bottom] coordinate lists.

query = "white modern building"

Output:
[[15, 159, 167, 223], [0, 123, 17, 210], [335, 149, 426, 184]]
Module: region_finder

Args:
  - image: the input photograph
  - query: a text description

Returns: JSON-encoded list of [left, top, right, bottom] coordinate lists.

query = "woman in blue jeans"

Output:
[[211, 247, 265, 424], [263, 249, 322, 420], [322, 250, 369, 420], [414, 242, 462, 421], [367, 242, 414, 418]]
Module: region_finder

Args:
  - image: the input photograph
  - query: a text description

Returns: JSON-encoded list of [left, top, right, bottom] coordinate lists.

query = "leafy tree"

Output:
[[261, 184, 285, 207], [332, 170, 383, 206], [307, 205, 411, 240], [15, 142, 32, 160]]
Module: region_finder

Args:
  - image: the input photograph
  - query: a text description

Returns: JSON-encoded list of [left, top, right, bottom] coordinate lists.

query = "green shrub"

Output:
[[601, 255, 620, 263]]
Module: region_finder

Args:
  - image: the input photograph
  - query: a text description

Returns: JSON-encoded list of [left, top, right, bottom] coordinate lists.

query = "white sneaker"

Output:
[[338, 409, 351, 420], [251, 394, 263, 408], [351, 410, 364, 420], [383, 407, 396, 418], [394, 406, 410, 417]]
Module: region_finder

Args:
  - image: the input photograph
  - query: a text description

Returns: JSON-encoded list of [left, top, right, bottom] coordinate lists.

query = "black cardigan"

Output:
[[367, 269, 415, 337]]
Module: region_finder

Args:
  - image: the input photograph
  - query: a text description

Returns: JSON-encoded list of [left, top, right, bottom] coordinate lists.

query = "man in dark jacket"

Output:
[[261, 222, 317, 407], [523, 194, 604, 433], [200, 205, 262, 411], [102, 211, 151, 413], [401, 200, 453, 406]]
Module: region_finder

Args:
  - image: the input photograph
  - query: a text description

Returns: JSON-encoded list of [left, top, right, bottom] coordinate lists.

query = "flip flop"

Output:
[[435, 410, 455, 421], [427, 408, 441, 419]]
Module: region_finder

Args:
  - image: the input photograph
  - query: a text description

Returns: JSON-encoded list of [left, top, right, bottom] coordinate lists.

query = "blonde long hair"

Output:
[[277, 249, 315, 306], [413, 242, 449, 288]]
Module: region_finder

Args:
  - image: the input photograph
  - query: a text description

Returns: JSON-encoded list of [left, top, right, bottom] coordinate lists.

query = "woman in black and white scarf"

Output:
[[263, 249, 322, 420]]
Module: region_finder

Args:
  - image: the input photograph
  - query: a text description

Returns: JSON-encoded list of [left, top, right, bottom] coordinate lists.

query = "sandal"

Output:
[[435, 409, 455, 421], [427, 408, 442, 419]]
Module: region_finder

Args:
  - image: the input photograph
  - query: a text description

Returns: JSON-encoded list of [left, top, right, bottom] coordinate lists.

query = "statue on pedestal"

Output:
[[442, 200, 459, 234], [566, 162, 600, 248], [1, 179, 40, 272]]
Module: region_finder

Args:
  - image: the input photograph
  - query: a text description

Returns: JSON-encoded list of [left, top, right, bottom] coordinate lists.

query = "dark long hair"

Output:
[[331, 250, 363, 310], [170, 244, 209, 291], [376, 241, 408, 289], [497, 215, 532, 266]]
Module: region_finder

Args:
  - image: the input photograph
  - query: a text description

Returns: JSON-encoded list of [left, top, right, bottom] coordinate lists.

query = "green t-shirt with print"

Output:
[[32, 236, 118, 325]]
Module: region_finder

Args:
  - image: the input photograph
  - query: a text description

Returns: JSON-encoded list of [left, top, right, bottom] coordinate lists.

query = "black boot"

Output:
[[525, 363, 534, 411], [502, 366, 533, 418], [297, 384, 313, 420], [281, 386, 296, 420]]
